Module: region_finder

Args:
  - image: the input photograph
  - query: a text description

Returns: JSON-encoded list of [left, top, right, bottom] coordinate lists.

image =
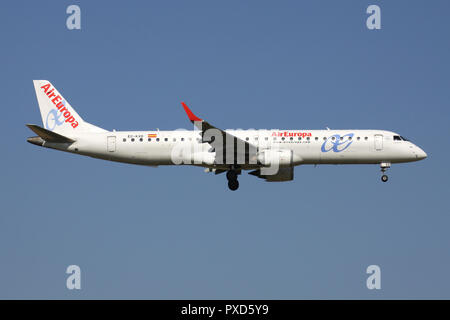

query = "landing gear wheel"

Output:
[[226, 170, 237, 181], [380, 163, 391, 183], [228, 179, 239, 191]]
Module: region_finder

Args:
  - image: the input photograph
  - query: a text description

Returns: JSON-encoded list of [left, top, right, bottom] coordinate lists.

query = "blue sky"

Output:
[[0, 0, 449, 299]]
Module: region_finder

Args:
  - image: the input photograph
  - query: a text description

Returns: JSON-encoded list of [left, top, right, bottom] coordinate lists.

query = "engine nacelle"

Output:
[[257, 149, 302, 167]]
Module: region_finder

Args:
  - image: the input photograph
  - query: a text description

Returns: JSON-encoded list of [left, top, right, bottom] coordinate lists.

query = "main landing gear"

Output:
[[380, 162, 391, 183], [227, 169, 239, 191]]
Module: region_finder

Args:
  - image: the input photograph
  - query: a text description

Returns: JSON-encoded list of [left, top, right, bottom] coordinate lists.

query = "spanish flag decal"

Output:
[[148, 133, 157, 138]]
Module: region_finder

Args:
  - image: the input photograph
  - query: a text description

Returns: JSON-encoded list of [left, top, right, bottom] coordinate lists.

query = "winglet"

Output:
[[181, 102, 202, 122]]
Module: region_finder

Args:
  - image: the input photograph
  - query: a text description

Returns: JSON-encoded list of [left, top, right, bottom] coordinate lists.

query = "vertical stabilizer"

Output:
[[33, 80, 107, 135]]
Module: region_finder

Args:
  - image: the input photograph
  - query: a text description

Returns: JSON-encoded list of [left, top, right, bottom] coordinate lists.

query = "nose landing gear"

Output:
[[226, 169, 239, 191], [380, 162, 391, 183]]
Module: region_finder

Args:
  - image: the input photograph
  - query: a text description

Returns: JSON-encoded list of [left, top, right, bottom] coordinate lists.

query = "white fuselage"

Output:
[[43, 129, 427, 168]]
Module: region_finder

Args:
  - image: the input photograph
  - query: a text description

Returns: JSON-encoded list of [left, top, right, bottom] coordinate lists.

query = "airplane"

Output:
[[26, 80, 427, 191]]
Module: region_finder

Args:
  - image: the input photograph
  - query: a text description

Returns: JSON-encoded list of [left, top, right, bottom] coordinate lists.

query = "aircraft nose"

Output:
[[415, 147, 427, 160]]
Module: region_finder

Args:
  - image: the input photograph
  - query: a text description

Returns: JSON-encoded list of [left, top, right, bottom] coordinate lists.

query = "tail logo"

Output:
[[40, 83, 79, 129], [46, 106, 66, 131]]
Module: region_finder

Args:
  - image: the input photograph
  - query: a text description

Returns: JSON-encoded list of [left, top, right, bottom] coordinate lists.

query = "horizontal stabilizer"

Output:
[[26, 124, 75, 143]]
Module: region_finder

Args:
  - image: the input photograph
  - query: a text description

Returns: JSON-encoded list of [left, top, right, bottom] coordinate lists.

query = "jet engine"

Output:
[[256, 149, 302, 167], [257, 149, 293, 167]]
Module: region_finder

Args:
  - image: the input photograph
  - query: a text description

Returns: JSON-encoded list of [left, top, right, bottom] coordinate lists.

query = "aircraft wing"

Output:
[[181, 102, 258, 166]]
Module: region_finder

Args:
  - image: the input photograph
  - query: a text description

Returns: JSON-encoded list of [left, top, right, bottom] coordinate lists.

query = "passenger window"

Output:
[[332, 136, 335, 141], [298, 137, 301, 140], [148, 138, 151, 142], [282, 137, 285, 141], [340, 137, 344, 141], [173, 138, 176, 142], [323, 137, 327, 140], [315, 137, 318, 141], [181, 138, 184, 141], [290, 137, 293, 141], [246, 137, 249, 141], [164, 138, 168, 142], [131, 138, 135, 142], [306, 137, 310, 141], [255, 137, 258, 141], [265, 137, 268, 141], [348, 137, 352, 140], [123, 138, 126, 142], [139, 138, 143, 142], [365, 137, 368, 140], [357, 137, 360, 140], [156, 138, 160, 142]]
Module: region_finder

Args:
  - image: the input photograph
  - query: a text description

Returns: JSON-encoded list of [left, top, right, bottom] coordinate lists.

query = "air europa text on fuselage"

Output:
[[271, 131, 312, 138], [40, 83, 79, 128]]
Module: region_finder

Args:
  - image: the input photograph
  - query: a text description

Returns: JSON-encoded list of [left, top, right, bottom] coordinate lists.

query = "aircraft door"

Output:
[[374, 134, 383, 151], [107, 136, 116, 152]]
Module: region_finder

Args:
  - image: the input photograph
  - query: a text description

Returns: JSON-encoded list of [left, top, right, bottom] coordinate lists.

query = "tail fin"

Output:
[[33, 80, 107, 135]]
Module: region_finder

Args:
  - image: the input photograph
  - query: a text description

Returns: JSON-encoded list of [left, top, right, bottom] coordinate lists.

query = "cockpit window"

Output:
[[393, 135, 410, 141]]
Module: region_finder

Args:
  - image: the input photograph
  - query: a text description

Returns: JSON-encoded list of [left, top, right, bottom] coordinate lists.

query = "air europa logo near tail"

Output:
[[40, 83, 79, 128]]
